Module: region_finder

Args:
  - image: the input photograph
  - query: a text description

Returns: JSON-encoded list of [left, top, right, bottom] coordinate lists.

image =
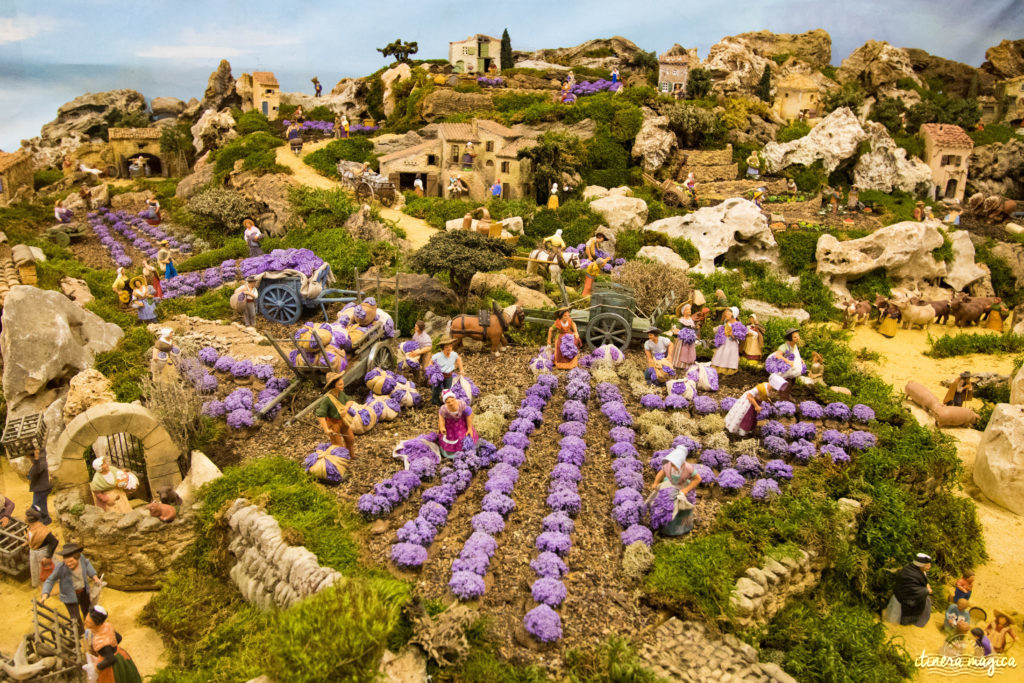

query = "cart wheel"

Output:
[[355, 182, 373, 203], [663, 191, 682, 207], [379, 188, 397, 207], [586, 312, 632, 350], [48, 230, 71, 247], [367, 342, 395, 371], [259, 283, 302, 325]]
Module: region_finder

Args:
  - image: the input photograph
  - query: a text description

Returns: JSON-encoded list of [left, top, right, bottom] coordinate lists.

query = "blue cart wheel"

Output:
[[259, 283, 302, 325]]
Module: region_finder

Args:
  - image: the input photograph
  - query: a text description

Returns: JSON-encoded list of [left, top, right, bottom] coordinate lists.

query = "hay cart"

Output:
[[522, 282, 677, 350], [642, 172, 697, 208], [337, 166, 399, 207], [257, 264, 361, 326]]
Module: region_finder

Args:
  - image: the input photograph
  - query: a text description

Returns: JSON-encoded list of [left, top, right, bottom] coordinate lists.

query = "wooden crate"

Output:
[[18, 263, 37, 285], [1, 412, 47, 458], [0, 518, 29, 576]]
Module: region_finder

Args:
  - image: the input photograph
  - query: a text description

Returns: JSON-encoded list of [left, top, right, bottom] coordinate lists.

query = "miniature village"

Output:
[[1, 23, 1024, 683]]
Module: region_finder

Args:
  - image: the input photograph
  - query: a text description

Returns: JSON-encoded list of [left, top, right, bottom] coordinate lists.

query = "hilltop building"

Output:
[[0, 149, 32, 204], [658, 51, 696, 96], [920, 123, 974, 204], [773, 73, 825, 122], [449, 34, 503, 74]]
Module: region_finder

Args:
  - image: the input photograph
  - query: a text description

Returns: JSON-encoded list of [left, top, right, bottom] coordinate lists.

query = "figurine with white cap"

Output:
[[724, 375, 788, 436], [649, 445, 701, 536]]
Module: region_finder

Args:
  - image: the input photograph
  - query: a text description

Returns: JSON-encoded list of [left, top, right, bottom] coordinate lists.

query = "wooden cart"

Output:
[[642, 172, 698, 208], [257, 265, 361, 325], [337, 167, 398, 207]]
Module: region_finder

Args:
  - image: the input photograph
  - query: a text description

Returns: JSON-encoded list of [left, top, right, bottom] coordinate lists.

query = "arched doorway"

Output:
[[944, 179, 958, 199], [121, 152, 163, 179], [54, 402, 185, 497]]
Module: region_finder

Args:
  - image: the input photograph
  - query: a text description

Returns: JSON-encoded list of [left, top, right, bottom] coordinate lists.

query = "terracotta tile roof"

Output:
[[920, 123, 974, 148], [438, 123, 476, 141], [108, 127, 161, 140], [252, 71, 279, 87], [659, 54, 693, 64], [497, 137, 538, 157], [377, 140, 438, 164], [777, 73, 823, 92], [0, 150, 29, 173], [475, 119, 516, 138], [450, 34, 500, 45]]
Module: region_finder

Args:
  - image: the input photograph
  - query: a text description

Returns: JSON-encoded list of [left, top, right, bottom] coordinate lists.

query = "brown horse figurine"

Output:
[[448, 302, 525, 356]]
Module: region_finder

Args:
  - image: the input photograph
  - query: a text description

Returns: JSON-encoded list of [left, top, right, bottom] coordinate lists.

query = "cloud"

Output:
[[136, 45, 245, 59], [0, 15, 49, 44]]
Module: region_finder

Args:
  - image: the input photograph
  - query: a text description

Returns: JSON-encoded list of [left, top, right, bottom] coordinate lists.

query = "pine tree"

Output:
[[756, 65, 773, 104], [500, 29, 513, 71]]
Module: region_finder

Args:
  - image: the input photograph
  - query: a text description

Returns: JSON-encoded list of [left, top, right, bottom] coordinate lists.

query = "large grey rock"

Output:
[[968, 139, 1024, 198], [741, 299, 811, 323], [176, 450, 223, 504], [632, 108, 676, 172], [815, 220, 947, 297], [974, 403, 1024, 516], [151, 97, 186, 118], [62, 184, 109, 212], [636, 245, 690, 272], [381, 63, 413, 118], [704, 36, 773, 96], [761, 107, 868, 174], [644, 198, 778, 274], [836, 41, 922, 97], [228, 169, 301, 235], [1011, 365, 1024, 405], [732, 29, 832, 68], [0, 286, 123, 415], [852, 121, 932, 193], [589, 194, 648, 234], [191, 109, 238, 155], [943, 231, 988, 291], [372, 131, 425, 157], [199, 60, 242, 115], [175, 152, 214, 200]]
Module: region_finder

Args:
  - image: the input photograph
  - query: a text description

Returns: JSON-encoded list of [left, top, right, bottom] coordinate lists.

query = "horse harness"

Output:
[[451, 302, 508, 341]]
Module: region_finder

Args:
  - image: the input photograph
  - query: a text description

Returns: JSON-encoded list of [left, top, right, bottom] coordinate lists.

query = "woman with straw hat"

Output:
[[430, 337, 463, 405], [128, 276, 156, 322], [314, 372, 356, 458]]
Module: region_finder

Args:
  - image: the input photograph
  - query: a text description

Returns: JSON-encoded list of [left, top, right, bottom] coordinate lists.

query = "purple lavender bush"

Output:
[[852, 404, 875, 424], [822, 429, 847, 447], [773, 401, 796, 418], [542, 511, 575, 534], [648, 487, 677, 529], [620, 524, 653, 547], [822, 444, 850, 463], [750, 478, 782, 501], [391, 542, 428, 568], [640, 394, 665, 409], [848, 430, 877, 451], [536, 531, 572, 556], [789, 422, 817, 441], [609, 427, 635, 443], [610, 441, 639, 459], [788, 439, 816, 462], [613, 499, 645, 526], [699, 449, 731, 469], [531, 551, 569, 578], [449, 571, 486, 599], [765, 459, 794, 481], [735, 455, 763, 477], [693, 395, 717, 415], [694, 464, 716, 485], [825, 402, 851, 422], [558, 421, 587, 438], [471, 511, 506, 535], [531, 577, 567, 607], [761, 420, 787, 439], [717, 468, 746, 492], [763, 435, 789, 458], [524, 605, 562, 643], [799, 401, 824, 420]]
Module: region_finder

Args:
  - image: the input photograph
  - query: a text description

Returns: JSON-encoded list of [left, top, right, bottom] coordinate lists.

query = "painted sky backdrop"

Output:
[[1, 0, 1022, 150]]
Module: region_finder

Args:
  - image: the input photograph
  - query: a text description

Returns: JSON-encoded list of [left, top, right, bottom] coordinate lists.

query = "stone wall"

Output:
[[54, 489, 196, 590], [639, 619, 796, 683], [223, 498, 341, 609], [729, 497, 862, 627]]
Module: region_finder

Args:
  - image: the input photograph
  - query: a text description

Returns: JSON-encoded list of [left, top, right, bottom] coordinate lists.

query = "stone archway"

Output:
[[54, 402, 183, 494]]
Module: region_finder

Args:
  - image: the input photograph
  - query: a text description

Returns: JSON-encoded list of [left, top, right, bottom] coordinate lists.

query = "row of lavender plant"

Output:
[[447, 373, 560, 600], [357, 433, 447, 518], [599, 383, 654, 549], [522, 367, 592, 643], [197, 348, 290, 429]]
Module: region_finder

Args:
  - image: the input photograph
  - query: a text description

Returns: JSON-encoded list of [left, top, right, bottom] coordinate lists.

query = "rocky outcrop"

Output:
[[968, 139, 1024, 199], [704, 36, 773, 96], [470, 272, 555, 309], [228, 169, 300, 234], [150, 97, 186, 118], [372, 130, 425, 157], [344, 204, 406, 247], [989, 242, 1024, 291], [199, 60, 242, 115], [225, 498, 342, 609], [975, 403, 1024, 516], [110, 190, 150, 213], [741, 299, 811, 323], [191, 109, 238, 155], [981, 39, 1024, 80], [944, 231, 989, 291], [1, 286, 123, 415], [175, 152, 214, 200], [632, 108, 676, 172], [761, 107, 868, 173], [1011, 365, 1024, 405], [175, 450, 224, 504], [420, 90, 493, 121], [644, 198, 778, 274], [636, 246, 689, 272], [734, 29, 832, 67], [517, 36, 643, 70], [62, 184, 109, 212], [381, 63, 413, 118], [815, 220, 947, 296], [59, 277, 94, 306], [852, 121, 932, 193], [837, 41, 921, 97], [62, 368, 115, 425], [54, 489, 195, 590], [589, 194, 648, 234], [905, 49, 993, 98]]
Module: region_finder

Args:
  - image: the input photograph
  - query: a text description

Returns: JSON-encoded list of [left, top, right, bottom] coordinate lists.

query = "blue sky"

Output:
[[1, 0, 1022, 150]]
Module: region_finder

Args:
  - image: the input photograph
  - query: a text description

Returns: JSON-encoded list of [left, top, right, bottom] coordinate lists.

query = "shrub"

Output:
[[784, 161, 828, 193], [185, 188, 258, 235], [402, 195, 481, 228], [645, 533, 752, 617], [969, 124, 1024, 146], [411, 230, 513, 309], [927, 332, 1024, 358], [665, 102, 725, 149], [583, 131, 629, 188], [33, 169, 63, 190], [211, 132, 288, 180], [976, 242, 1021, 306], [235, 110, 272, 135], [304, 137, 378, 179], [776, 120, 811, 142], [848, 268, 893, 301]]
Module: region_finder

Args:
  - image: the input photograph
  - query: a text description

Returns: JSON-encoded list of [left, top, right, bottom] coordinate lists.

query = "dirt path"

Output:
[[851, 323, 1024, 681], [274, 140, 437, 250], [0, 459, 167, 676]]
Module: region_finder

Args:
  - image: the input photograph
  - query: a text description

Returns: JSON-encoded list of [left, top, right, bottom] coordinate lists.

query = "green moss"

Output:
[[33, 169, 63, 190], [783, 161, 828, 193], [645, 533, 752, 617], [976, 241, 1021, 306], [304, 137, 378, 178], [927, 331, 1024, 358], [159, 287, 235, 321], [848, 268, 893, 301], [968, 124, 1024, 146], [234, 110, 272, 135], [94, 327, 154, 402], [211, 132, 288, 180], [776, 120, 811, 142], [402, 195, 481, 228], [932, 228, 954, 263], [177, 240, 248, 272]]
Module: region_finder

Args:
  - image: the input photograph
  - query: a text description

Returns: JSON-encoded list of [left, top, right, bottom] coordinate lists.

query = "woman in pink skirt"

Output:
[[437, 390, 478, 457], [669, 304, 698, 371]]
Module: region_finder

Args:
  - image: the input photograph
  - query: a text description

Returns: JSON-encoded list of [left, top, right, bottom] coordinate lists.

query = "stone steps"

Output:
[[680, 147, 734, 166], [690, 163, 740, 182]]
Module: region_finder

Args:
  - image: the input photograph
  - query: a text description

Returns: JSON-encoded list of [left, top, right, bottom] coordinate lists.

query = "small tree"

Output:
[[869, 97, 906, 134], [518, 131, 585, 203], [160, 121, 196, 173], [756, 65, 773, 104], [500, 29, 513, 71], [665, 102, 720, 148], [377, 39, 419, 64], [411, 231, 513, 310], [685, 67, 712, 100]]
